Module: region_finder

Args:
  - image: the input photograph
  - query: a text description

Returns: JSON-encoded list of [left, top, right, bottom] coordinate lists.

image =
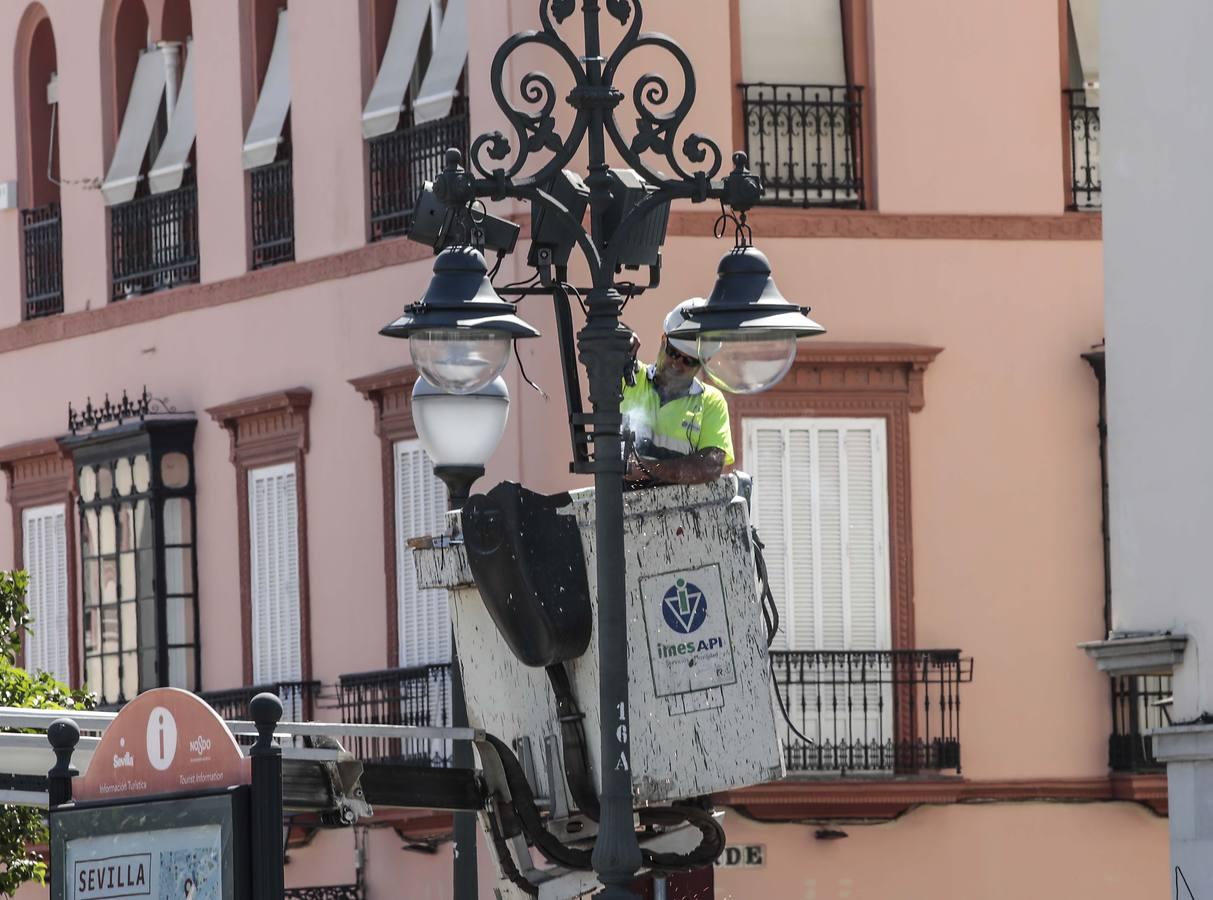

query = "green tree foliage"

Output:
[[0, 570, 95, 896]]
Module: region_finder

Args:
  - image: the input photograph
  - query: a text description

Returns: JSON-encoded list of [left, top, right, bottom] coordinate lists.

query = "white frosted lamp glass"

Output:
[[412, 376, 510, 466], [700, 331, 797, 394], [409, 328, 512, 395]]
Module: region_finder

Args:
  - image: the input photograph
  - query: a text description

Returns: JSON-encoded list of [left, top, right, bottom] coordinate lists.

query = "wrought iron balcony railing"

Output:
[[22, 202, 63, 319], [770, 649, 972, 775], [198, 679, 321, 728], [368, 98, 470, 241], [1065, 88, 1101, 211], [337, 663, 452, 767], [250, 155, 296, 269], [1110, 673, 1171, 773], [740, 83, 865, 209], [110, 183, 201, 301]]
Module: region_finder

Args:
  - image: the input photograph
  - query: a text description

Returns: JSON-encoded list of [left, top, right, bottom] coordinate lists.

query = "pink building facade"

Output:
[[0, 0, 1169, 896]]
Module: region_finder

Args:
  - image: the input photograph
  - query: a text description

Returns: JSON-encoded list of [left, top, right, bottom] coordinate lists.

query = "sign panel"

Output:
[[640, 564, 738, 697], [67, 825, 221, 899], [74, 689, 249, 803], [715, 844, 766, 869], [50, 792, 249, 900]]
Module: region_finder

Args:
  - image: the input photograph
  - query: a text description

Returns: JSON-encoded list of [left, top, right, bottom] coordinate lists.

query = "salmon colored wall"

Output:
[[715, 803, 1168, 900], [869, 0, 1066, 214]]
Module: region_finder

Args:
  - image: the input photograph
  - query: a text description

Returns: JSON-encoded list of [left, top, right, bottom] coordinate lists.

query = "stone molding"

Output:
[[715, 772, 1168, 820], [1079, 633, 1188, 675], [207, 388, 313, 685], [350, 366, 422, 665]]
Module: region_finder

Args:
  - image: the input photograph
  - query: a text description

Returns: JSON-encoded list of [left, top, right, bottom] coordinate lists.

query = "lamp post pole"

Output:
[[386, 1, 778, 894], [433, 464, 486, 900]]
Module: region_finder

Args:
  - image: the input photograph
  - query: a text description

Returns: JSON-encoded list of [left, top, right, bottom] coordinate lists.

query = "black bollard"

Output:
[[46, 717, 80, 809], [249, 692, 284, 899]]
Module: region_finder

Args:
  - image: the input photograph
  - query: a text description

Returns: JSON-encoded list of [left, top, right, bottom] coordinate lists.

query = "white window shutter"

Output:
[[243, 8, 291, 170], [744, 418, 890, 653], [394, 440, 450, 668], [21, 504, 70, 683], [248, 463, 302, 685], [411, 0, 468, 124]]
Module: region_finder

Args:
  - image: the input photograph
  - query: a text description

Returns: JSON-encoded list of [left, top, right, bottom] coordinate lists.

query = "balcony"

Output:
[[110, 183, 200, 301], [336, 663, 452, 767], [770, 649, 972, 775], [198, 679, 321, 726], [21, 202, 63, 319], [1065, 89, 1101, 211], [368, 98, 470, 241], [1110, 673, 1171, 773], [250, 155, 296, 269], [740, 83, 865, 209]]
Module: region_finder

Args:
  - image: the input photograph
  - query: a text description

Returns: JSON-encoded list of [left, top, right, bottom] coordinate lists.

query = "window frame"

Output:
[[60, 419, 201, 705], [743, 416, 892, 653], [350, 365, 424, 666], [208, 388, 312, 688], [0, 438, 77, 684]]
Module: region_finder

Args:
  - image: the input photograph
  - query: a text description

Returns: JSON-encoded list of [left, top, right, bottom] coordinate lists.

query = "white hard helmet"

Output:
[[663, 298, 720, 361]]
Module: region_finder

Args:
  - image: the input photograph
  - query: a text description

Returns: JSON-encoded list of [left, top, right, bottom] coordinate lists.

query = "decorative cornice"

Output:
[[1079, 633, 1188, 675], [668, 209, 1103, 241], [715, 773, 1169, 821], [0, 437, 73, 507], [0, 239, 434, 357], [350, 366, 421, 442], [779, 342, 944, 412], [207, 388, 313, 464]]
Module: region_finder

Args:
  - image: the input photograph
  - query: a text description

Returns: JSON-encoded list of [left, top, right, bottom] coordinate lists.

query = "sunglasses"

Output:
[[663, 343, 700, 367]]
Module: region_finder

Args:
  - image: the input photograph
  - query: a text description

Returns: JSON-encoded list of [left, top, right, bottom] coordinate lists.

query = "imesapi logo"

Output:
[[658, 577, 723, 659], [661, 578, 707, 634], [189, 735, 212, 757]]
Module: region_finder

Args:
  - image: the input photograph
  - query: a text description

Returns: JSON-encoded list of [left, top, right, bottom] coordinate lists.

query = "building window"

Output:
[[21, 503, 70, 682], [208, 389, 312, 715], [243, 4, 295, 268], [729, 344, 960, 774], [0, 438, 76, 684], [16, 8, 64, 319], [735, 0, 868, 208], [745, 418, 890, 653], [248, 462, 302, 685], [1064, 0, 1100, 210], [62, 419, 200, 706], [103, 0, 201, 299], [364, 0, 471, 240], [393, 439, 449, 668]]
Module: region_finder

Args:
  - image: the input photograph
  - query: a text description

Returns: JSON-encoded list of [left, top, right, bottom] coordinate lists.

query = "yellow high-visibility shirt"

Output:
[[620, 363, 735, 465]]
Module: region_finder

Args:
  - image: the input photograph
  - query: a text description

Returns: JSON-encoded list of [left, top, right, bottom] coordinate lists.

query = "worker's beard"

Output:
[[654, 365, 697, 396]]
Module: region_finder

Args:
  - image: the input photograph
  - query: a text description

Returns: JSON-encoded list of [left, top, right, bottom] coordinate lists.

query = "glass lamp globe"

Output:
[[409, 329, 513, 395], [411, 375, 510, 467], [698, 331, 798, 394]]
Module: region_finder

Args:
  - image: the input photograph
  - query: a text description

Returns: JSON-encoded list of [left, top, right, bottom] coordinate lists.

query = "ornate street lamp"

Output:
[[381, 2, 825, 896]]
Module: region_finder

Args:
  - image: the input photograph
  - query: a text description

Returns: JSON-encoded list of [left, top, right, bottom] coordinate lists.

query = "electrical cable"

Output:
[[513, 341, 549, 399], [545, 664, 600, 821], [485, 799, 540, 896], [561, 281, 589, 317], [752, 526, 819, 750], [481, 733, 727, 876]]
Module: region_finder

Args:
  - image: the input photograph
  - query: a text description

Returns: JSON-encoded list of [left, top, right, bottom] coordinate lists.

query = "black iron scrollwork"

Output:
[[457, 0, 757, 285], [68, 386, 181, 434]]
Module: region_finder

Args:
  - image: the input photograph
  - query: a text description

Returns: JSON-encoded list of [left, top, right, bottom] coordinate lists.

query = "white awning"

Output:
[[101, 46, 169, 206], [149, 39, 197, 194], [739, 0, 845, 85], [1069, 0, 1099, 86], [412, 0, 468, 125], [362, 0, 432, 138], [242, 8, 291, 170]]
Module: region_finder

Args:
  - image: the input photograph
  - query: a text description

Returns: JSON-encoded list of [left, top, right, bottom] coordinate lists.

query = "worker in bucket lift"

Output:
[[622, 298, 735, 487]]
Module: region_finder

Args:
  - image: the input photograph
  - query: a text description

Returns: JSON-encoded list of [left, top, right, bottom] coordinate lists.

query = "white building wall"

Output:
[[1103, 0, 1213, 722]]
